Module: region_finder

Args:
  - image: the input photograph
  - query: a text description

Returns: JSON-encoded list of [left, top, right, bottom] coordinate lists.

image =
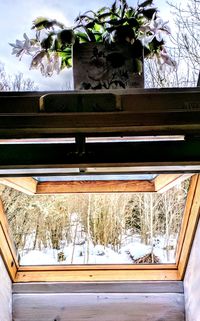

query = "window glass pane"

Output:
[[0, 176, 190, 265]]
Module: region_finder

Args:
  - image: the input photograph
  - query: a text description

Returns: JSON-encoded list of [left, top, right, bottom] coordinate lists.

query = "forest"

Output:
[[0, 179, 190, 265]]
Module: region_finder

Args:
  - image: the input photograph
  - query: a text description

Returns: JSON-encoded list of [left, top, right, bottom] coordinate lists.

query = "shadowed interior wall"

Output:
[[184, 219, 200, 321], [12, 282, 185, 321], [0, 255, 12, 321]]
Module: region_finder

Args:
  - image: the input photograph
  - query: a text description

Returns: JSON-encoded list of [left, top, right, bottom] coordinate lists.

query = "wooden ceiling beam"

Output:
[[36, 180, 155, 194], [0, 177, 37, 195]]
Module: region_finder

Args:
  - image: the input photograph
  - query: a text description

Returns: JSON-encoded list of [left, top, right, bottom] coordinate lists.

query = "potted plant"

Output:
[[10, 0, 175, 90]]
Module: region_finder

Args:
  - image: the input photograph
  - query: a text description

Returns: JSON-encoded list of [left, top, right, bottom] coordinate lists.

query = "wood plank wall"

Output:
[[184, 220, 200, 321], [12, 281, 185, 321], [0, 254, 12, 321]]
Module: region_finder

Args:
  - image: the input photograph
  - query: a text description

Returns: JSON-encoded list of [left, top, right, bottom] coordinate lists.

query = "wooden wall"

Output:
[[12, 281, 185, 321], [0, 254, 12, 321], [184, 220, 200, 321]]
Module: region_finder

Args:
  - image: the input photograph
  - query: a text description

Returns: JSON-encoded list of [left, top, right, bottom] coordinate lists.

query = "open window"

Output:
[[0, 172, 199, 282]]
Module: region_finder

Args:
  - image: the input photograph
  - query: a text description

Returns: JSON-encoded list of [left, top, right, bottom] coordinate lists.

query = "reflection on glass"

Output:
[[0, 179, 189, 265]]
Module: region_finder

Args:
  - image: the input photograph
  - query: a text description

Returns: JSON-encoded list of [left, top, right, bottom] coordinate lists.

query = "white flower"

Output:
[[139, 34, 154, 46], [149, 15, 171, 41], [158, 48, 177, 70], [10, 33, 39, 59], [30, 51, 61, 76], [44, 53, 61, 76], [139, 14, 171, 46]]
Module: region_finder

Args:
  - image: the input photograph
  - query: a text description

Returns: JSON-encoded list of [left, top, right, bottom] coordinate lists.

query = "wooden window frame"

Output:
[[0, 173, 199, 283], [0, 88, 200, 282]]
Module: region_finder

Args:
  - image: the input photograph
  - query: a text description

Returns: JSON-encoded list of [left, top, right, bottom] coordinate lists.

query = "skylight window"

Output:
[[0, 175, 190, 266]]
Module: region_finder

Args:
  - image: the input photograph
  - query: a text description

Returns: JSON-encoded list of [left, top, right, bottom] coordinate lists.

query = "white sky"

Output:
[[0, 0, 180, 90]]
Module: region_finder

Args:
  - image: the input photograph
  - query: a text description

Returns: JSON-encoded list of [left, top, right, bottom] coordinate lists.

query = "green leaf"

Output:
[[58, 29, 75, 45], [120, 1, 128, 19], [32, 17, 64, 30], [76, 32, 89, 42], [59, 49, 72, 69], [94, 34, 102, 42], [126, 8, 135, 18], [138, 0, 154, 8], [111, 1, 117, 14], [97, 7, 109, 14], [134, 58, 143, 74], [85, 21, 95, 29], [61, 57, 72, 69], [127, 17, 140, 28], [74, 14, 89, 22], [98, 12, 112, 21], [142, 8, 157, 19], [41, 35, 53, 50], [93, 23, 102, 32], [83, 28, 96, 42], [107, 18, 126, 26]]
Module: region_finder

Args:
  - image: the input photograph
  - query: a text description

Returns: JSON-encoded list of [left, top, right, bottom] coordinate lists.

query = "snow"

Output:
[[20, 250, 57, 265], [122, 242, 152, 260], [19, 235, 177, 266]]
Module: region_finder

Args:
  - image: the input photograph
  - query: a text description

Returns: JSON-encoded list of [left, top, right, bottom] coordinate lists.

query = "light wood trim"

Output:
[[0, 177, 37, 195], [33, 174, 190, 194], [0, 199, 18, 266], [18, 264, 176, 272], [176, 175, 198, 263], [36, 180, 155, 194], [15, 269, 179, 282], [177, 174, 200, 279], [0, 226, 18, 281], [0, 199, 18, 280], [154, 174, 192, 193]]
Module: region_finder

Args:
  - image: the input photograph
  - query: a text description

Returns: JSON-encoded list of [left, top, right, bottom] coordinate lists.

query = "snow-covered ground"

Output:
[[19, 235, 177, 265]]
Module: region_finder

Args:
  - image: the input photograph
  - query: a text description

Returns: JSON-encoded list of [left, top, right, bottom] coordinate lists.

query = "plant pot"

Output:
[[73, 43, 144, 90]]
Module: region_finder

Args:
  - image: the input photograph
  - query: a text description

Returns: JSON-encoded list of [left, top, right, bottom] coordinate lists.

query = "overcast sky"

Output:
[[0, 0, 179, 90]]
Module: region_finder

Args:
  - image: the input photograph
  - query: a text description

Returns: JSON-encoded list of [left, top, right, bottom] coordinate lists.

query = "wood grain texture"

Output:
[[184, 220, 200, 321], [0, 199, 18, 280], [0, 177, 37, 195], [17, 263, 176, 271], [177, 175, 200, 279], [12, 281, 184, 294], [154, 174, 192, 193], [176, 175, 198, 263], [14, 269, 179, 282], [12, 292, 185, 321], [36, 180, 155, 194], [0, 255, 12, 321]]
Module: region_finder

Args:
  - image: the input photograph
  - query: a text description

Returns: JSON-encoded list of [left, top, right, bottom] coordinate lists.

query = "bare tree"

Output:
[[145, 0, 200, 88], [0, 62, 38, 91]]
